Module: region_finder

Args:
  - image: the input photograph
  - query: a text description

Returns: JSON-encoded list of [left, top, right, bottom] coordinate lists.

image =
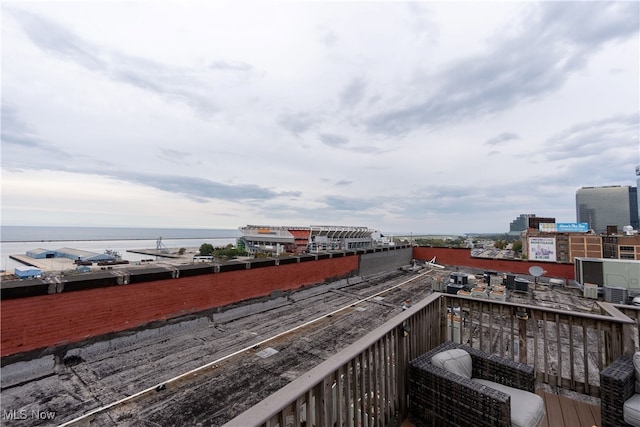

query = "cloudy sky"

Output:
[[2, 1, 638, 235]]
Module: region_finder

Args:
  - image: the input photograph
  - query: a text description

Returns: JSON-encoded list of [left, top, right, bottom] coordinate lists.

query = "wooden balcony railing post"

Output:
[[623, 323, 636, 356], [336, 366, 344, 427], [350, 357, 359, 427], [599, 302, 637, 362], [397, 324, 408, 423], [519, 317, 527, 364]]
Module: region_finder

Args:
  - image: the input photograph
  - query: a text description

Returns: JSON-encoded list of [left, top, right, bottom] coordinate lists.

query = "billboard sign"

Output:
[[538, 223, 556, 232], [539, 223, 588, 233], [557, 223, 589, 232], [529, 237, 556, 262]]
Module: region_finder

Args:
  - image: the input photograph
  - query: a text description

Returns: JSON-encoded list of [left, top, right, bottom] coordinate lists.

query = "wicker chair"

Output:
[[600, 354, 639, 427], [409, 341, 542, 427]]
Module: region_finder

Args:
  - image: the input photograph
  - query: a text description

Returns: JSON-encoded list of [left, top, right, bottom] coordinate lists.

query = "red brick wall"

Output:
[[1, 257, 358, 357], [1, 249, 576, 358], [412, 247, 575, 279]]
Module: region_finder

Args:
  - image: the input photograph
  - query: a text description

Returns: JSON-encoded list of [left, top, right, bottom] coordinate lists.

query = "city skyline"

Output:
[[2, 2, 639, 234]]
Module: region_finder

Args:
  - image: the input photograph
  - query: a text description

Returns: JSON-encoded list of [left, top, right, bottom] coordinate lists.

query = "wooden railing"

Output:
[[610, 303, 640, 349], [224, 292, 636, 427], [441, 295, 636, 396]]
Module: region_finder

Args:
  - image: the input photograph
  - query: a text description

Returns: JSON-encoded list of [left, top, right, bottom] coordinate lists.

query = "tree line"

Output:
[[198, 243, 247, 260]]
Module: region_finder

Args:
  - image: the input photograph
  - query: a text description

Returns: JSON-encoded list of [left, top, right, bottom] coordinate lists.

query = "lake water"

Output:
[[0, 226, 241, 272]]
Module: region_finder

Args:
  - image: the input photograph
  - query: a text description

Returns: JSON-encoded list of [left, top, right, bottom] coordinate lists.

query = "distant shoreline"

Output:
[[1, 236, 237, 243], [0, 226, 241, 243]]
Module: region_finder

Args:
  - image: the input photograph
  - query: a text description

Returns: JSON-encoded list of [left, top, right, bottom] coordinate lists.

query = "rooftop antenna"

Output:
[[156, 237, 168, 254], [528, 265, 545, 290]]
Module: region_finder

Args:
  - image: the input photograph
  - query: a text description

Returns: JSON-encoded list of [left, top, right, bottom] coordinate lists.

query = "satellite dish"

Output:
[[529, 266, 545, 277]]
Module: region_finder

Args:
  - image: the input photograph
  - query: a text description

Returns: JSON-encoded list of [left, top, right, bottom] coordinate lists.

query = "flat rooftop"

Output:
[[1, 268, 439, 426], [1, 267, 600, 426]]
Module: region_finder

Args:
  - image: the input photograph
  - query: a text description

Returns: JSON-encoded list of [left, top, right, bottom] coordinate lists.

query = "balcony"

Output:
[[224, 292, 638, 427]]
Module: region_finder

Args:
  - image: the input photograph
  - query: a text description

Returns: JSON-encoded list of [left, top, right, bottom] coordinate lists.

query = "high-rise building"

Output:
[[508, 214, 536, 236], [576, 186, 639, 234]]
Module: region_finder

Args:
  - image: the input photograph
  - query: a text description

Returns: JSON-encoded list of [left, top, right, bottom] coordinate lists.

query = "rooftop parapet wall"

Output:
[[413, 247, 575, 279], [0, 246, 428, 358], [359, 247, 413, 277], [1, 246, 411, 300], [1, 256, 359, 358]]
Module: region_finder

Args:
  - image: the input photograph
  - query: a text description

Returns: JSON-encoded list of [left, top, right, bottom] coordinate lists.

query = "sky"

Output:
[[1, 1, 639, 235]]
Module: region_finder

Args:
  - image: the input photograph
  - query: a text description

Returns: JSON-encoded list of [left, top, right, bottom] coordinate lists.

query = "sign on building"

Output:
[[539, 223, 588, 233], [529, 237, 557, 262]]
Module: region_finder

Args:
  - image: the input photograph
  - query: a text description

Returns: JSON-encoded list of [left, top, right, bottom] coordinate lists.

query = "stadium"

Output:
[[237, 225, 389, 254]]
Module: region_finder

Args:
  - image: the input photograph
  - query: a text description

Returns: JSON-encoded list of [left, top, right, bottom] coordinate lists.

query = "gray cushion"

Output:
[[431, 349, 472, 379], [634, 352, 640, 394], [473, 379, 545, 427], [624, 393, 640, 427]]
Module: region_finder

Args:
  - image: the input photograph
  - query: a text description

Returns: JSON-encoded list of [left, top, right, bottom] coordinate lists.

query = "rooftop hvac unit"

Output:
[[583, 283, 598, 299], [490, 290, 506, 301], [446, 284, 465, 295], [471, 287, 488, 298], [604, 286, 628, 305], [504, 274, 516, 290], [549, 278, 565, 289], [514, 278, 529, 293], [449, 273, 468, 286], [434, 278, 449, 292]]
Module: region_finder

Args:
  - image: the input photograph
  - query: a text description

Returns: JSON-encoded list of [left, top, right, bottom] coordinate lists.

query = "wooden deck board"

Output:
[[404, 389, 601, 427], [539, 390, 601, 427], [575, 398, 599, 427], [536, 389, 550, 427], [558, 395, 582, 426], [544, 390, 565, 427], [590, 403, 601, 427]]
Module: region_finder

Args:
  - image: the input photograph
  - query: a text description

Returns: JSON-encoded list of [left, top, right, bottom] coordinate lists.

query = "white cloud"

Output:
[[1, 1, 638, 234]]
